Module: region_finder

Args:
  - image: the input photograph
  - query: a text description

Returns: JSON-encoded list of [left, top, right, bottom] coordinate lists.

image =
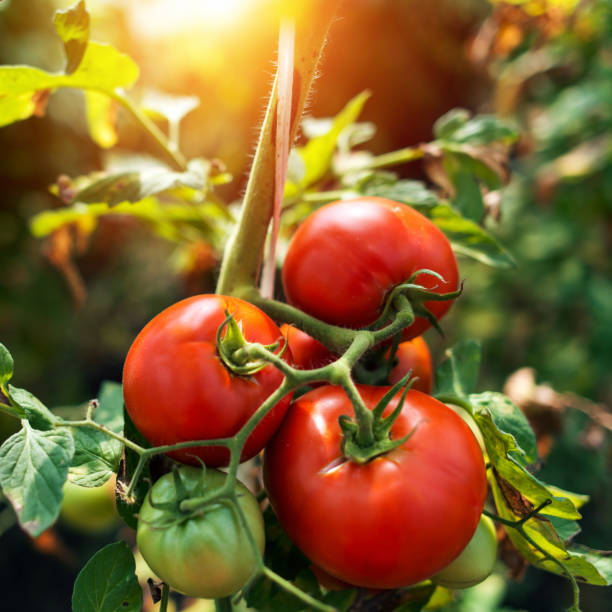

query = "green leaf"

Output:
[[435, 339, 482, 399], [548, 516, 581, 543], [84, 91, 117, 148], [358, 176, 441, 208], [75, 160, 208, 206], [285, 91, 370, 196], [141, 89, 199, 125], [0, 42, 138, 129], [437, 113, 519, 145], [470, 392, 538, 465], [490, 479, 611, 586], [0, 343, 14, 386], [63, 42, 139, 92], [54, 0, 90, 74], [72, 541, 142, 612], [427, 204, 515, 268], [444, 153, 485, 222], [69, 382, 124, 487], [0, 423, 75, 536], [8, 385, 57, 430], [473, 404, 580, 520], [95, 381, 124, 434], [433, 108, 471, 140], [569, 545, 612, 584], [69, 428, 122, 487]]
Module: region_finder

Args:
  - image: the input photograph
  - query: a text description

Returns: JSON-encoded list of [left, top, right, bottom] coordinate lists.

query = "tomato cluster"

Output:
[[123, 198, 493, 601]]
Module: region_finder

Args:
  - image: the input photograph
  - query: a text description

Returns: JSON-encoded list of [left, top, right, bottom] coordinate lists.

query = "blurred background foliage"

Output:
[[0, 0, 611, 610]]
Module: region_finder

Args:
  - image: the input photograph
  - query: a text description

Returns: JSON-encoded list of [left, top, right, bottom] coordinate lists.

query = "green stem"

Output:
[[484, 501, 580, 611], [109, 91, 187, 171], [263, 567, 336, 612], [159, 583, 170, 612], [216, 0, 342, 297], [363, 146, 424, 170], [215, 596, 233, 612], [61, 419, 145, 454]]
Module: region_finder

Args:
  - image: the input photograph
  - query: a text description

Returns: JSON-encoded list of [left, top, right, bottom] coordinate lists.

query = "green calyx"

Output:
[[216, 310, 285, 376], [340, 374, 417, 464], [372, 269, 463, 336]]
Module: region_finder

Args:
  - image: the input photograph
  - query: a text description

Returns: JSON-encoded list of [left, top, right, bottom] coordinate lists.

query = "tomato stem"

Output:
[[159, 583, 170, 612], [214, 596, 233, 612], [216, 1, 342, 297]]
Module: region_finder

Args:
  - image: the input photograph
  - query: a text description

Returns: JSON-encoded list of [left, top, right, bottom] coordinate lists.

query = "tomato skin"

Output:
[[282, 198, 459, 339], [123, 294, 291, 466], [280, 324, 336, 370], [432, 515, 498, 589], [263, 385, 487, 589], [137, 467, 264, 599], [388, 336, 434, 393], [60, 478, 118, 533]]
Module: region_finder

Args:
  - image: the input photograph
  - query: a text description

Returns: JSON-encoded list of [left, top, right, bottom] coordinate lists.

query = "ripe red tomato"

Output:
[[123, 294, 291, 466], [387, 336, 434, 393], [280, 324, 336, 371], [263, 385, 486, 589], [282, 197, 459, 339]]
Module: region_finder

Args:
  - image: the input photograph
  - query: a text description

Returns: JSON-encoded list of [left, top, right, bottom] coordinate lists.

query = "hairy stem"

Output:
[[216, 1, 342, 297]]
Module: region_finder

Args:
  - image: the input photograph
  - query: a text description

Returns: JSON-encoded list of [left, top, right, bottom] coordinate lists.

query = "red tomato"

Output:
[[282, 198, 459, 339], [123, 295, 291, 466], [263, 385, 486, 589], [387, 336, 434, 393], [280, 324, 336, 370]]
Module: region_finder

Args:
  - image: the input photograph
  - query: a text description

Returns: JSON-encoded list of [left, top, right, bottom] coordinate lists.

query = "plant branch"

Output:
[[109, 91, 188, 171], [216, 1, 343, 297]]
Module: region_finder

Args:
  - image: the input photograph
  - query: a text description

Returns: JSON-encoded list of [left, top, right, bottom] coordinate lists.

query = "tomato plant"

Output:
[[282, 197, 459, 339], [432, 515, 498, 589], [137, 466, 265, 599], [387, 336, 434, 393], [123, 294, 291, 466], [263, 384, 487, 589]]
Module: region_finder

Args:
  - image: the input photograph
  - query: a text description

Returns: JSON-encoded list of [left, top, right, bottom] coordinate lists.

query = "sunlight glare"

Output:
[[130, 0, 252, 37]]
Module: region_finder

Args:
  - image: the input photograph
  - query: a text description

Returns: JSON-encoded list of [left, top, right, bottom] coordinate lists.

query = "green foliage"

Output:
[[71, 541, 142, 612], [0, 423, 74, 536], [69, 382, 124, 487], [54, 0, 90, 75]]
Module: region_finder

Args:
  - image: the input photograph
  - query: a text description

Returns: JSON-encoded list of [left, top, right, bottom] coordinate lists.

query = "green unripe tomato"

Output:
[[432, 515, 497, 589], [60, 477, 118, 533], [137, 466, 265, 599]]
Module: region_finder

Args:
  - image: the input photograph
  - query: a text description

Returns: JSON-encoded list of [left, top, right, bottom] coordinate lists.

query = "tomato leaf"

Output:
[[427, 203, 516, 268], [357, 175, 441, 208], [69, 382, 125, 486], [433, 108, 471, 140], [473, 401, 583, 520], [84, 91, 117, 148], [0, 43, 138, 129], [72, 541, 142, 612], [470, 391, 538, 465], [0, 343, 14, 387], [54, 0, 90, 75], [7, 385, 58, 430], [443, 153, 485, 222], [434, 109, 519, 146], [490, 479, 612, 586], [0, 423, 74, 536], [285, 91, 370, 196], [435, 339, 482, 400]]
